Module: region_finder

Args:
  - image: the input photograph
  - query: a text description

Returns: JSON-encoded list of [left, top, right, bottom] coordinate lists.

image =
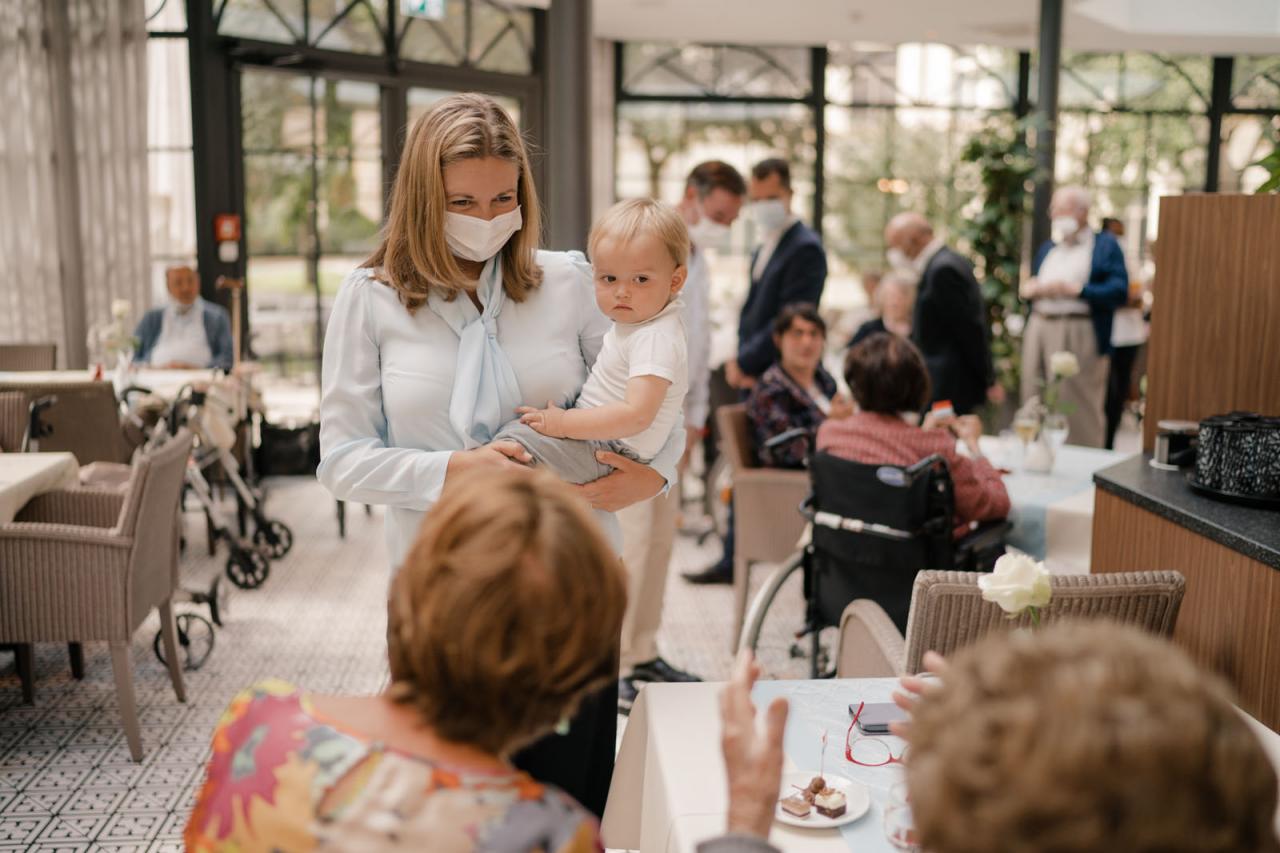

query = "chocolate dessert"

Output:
[[814, 787, 847, 819]]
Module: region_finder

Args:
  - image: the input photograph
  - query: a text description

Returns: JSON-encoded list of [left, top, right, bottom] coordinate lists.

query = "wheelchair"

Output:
[[739, 450, 1009, 678]]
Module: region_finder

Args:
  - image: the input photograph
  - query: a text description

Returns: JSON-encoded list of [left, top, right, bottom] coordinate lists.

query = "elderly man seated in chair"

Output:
[[133, 266, 233, 370]]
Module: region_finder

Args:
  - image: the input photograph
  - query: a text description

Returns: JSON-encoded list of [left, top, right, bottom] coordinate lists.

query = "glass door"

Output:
[[240, 68, 383, 397]]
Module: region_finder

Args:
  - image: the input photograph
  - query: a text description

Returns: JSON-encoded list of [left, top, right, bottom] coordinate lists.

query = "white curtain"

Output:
[[0, 0, 65, 354], [0, 0, 149, 366]]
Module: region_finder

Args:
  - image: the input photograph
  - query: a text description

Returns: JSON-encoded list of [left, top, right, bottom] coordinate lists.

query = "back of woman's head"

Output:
[[843, 332, 930, 414], [906, 622, 1279, 853], [369, 92, 542, 312], [387, 468, 626, 757]]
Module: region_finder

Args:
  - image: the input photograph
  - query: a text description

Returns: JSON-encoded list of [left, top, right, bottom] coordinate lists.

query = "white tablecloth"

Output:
[[603, 678, 1280, 853], [980, 437, 1129, 573], [604, 678, 906, 853], [0, 452, 79, 525]]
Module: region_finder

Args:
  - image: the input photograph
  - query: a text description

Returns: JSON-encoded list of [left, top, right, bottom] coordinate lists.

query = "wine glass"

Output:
[[1012, 414, 1039, 468], [884, 782, 921, 851]]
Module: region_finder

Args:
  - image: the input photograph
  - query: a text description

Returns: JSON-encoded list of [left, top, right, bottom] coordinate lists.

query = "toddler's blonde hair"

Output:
[[588, 198, 690, 269]]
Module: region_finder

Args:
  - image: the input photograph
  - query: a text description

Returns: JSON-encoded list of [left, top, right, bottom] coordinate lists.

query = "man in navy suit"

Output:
[[724, 159, 828, 390], [1020, 186, 1128, 448], [686, 158, 827, 585]]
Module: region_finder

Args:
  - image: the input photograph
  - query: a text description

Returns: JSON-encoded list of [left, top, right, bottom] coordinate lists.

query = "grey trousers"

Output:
[[1020, 313, 1109, 448], [492, 421, 642, 485]]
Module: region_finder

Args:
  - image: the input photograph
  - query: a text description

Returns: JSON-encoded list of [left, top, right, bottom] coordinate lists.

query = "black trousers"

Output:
[[513, 678, 618, 818], [1105, 344, 1141, 450]]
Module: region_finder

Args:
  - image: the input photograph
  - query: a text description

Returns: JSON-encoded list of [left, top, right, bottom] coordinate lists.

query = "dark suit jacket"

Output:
[[1030, 229, 1129, 356], [911, 246, 993, 416], [736, 220, 827, 377]]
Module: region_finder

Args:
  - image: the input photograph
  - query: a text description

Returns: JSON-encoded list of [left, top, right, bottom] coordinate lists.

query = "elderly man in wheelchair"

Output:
[[742, 332, 1011, 677]]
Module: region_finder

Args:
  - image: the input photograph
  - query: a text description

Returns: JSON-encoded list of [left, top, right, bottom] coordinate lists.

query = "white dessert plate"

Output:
[[775, 771, 871, 829]]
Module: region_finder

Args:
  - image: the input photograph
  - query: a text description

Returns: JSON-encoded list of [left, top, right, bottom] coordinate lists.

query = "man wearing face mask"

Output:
[[686, 159, 825, 587], [1019, 186, 1128, 448], [133, 266, 234, 370], [723, 159, 827, 391], [884, 213, 995, 417], [615, 161, 746, 708]]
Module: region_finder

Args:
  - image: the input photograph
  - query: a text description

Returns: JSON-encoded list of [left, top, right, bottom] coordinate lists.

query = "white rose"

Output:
[[111, 299, 131, 320], [978, 552, 1052, 615], [1050, 351, 1079, 379]]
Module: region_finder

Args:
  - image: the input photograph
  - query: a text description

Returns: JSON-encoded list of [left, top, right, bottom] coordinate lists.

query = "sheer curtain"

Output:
[[0, 0, 149, 367]]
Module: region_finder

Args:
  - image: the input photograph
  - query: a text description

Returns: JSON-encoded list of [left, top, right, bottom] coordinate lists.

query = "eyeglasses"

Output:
[[846, 701, 909, 767]]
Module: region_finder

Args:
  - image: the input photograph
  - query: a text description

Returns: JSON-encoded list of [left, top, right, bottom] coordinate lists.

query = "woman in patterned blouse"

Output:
[[746, 303, 853, 468], [185, 468, 625, 852]]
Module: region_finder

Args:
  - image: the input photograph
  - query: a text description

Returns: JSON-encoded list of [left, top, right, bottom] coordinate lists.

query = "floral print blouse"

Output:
[[185, 680, 602, 852]]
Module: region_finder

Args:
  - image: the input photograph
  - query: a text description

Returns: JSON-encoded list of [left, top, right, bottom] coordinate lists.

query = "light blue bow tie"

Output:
[[427, 258, 523, 449]]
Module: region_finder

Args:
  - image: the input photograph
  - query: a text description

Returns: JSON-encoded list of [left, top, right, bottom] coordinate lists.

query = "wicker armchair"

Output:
[[0, 430, 193, 761], [837, 569, 1186, 677], [0, 390, 27, 452], [716, 404, 811, 649]]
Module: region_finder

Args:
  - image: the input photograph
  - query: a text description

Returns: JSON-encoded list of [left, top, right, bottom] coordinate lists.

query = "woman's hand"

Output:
[[446, 440, 533, 478], [888, 650, 949, 739], [721, 650, 788, 840], [573, 450, 664, 512], [828, 393, 855, 420]]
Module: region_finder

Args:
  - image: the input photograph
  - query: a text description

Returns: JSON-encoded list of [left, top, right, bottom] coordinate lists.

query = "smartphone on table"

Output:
[[849, 702, 907, 735]]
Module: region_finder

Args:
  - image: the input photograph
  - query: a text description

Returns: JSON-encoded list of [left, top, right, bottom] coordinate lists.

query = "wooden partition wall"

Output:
[[1142, 194, 1280, 451]]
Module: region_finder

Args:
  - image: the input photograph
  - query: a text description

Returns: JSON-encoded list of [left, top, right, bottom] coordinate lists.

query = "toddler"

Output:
[[494, 198, 689, 484]]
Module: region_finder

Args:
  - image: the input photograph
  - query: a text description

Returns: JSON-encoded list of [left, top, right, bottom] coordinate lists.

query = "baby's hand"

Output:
[[517, 400, 568, 438]]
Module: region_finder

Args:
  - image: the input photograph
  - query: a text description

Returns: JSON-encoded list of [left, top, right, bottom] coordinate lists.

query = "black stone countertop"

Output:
[[1094, 455, 1280, 571]]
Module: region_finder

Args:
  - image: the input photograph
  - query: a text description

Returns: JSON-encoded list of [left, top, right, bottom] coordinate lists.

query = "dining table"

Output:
[[0, 451, 79, 525], [978, 436, 1130, 574], [602, 677, 1280, 853]]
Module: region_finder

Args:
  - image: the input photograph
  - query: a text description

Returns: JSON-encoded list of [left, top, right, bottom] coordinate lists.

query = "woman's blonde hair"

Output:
[[386, 467, 626, 757], [366, 93, 542, 312], [906, 622, 1279, 853], [588, 198, 690, 268]]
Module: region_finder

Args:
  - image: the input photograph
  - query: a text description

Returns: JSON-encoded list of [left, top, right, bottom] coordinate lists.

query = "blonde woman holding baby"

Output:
[[318, 93, 684, 816]]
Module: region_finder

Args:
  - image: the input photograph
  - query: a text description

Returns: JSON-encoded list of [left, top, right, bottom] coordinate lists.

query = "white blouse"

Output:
[[317, 250, 683, 568]]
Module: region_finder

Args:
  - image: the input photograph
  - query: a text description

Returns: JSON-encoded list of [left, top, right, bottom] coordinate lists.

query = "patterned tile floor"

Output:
[[0, 475, 801, 851]]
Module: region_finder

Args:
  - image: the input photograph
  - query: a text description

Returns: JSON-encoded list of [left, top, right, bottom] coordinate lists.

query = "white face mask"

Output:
[[750, 199, 789, 232], [886, 247, 915, 274], [444, 205, 523, 263], [1051, 215, 1082, 243], [688, 216, 730, 250]]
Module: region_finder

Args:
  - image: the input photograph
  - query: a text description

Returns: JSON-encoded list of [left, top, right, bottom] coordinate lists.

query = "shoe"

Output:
[[618, 675, 640, 716], [631, 657, 702, 683], [682, 562, 733, 585]]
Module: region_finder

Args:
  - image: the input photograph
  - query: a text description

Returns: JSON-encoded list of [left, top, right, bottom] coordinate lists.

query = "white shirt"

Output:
[[1111, 306, 1148, 347], [751, 215, 799, 281], [1035, 232, 1094, 315], [317, 250, 684, 568], [576, 298, 688, 460], [682, 247, 712, 429], [149, 299, 212, 367]]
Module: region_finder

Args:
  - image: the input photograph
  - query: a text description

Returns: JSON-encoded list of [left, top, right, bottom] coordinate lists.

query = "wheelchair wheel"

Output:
[[154, 612, 215, 671], [226, 546, 270, 590], [207, 576, 228, 627], [252, 519, 294, 559], [740, 553, 835, 679]]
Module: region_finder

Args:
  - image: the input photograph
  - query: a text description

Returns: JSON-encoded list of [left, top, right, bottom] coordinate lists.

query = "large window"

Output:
[[616, 42, 1280, 302], [146, 0, 196, 304]]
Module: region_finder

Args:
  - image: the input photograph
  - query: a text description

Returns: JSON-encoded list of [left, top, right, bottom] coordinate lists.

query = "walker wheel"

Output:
[[226, 547, 270, 590], [207, 576, 228, 626], [252, 519, 294, 559], [154, 612, 215, 671]]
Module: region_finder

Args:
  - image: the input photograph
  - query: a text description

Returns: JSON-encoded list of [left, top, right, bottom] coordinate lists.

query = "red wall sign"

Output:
[[214, 213, 241, 242]]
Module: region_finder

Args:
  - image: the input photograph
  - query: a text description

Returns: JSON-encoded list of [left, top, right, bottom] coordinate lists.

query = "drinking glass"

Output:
[[1012, 415, 1039, 468], [884, 782, 920, 851]]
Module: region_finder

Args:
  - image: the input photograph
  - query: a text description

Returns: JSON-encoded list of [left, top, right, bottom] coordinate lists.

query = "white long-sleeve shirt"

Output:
[[317, 250, 683, 568], [683, 247, 712, 430]]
